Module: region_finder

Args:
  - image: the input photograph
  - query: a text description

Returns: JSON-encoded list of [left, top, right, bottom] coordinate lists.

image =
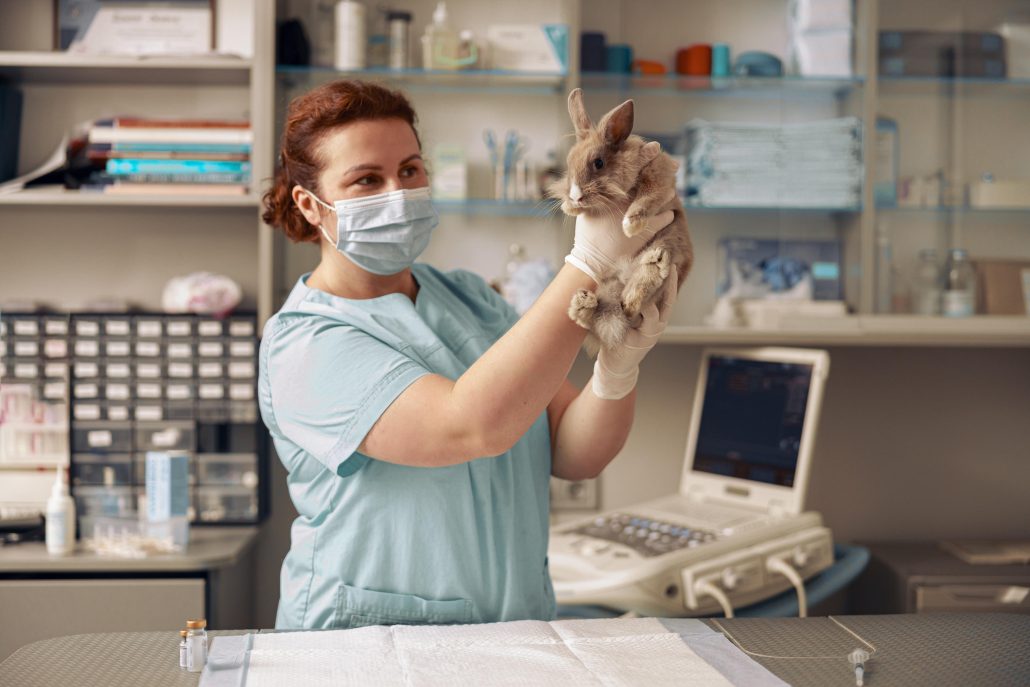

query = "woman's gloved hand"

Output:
[[591, 266, 678, 400], [565, 202, 676, 284]]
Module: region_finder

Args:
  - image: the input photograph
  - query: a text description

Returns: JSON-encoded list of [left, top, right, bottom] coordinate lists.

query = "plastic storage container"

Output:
[[135, 421, 195, 452], [195, 485, 258, 522], [72, 422, 133, 453], [195, 453, 259, 487], [72, 454, 133, 486]]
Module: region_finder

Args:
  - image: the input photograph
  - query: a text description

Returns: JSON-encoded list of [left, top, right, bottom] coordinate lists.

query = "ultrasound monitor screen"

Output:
[[692, 355, 813, 487]]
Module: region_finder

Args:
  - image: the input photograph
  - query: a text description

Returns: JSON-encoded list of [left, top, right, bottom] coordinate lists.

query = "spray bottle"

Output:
[[45, 467, 76, 555]]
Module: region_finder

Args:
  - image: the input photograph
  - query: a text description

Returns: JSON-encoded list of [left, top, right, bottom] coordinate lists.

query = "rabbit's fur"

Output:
[[550, 88, 693, 353]]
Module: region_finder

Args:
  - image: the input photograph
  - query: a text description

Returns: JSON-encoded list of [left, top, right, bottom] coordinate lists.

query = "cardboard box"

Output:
[[974, 259, 1030, 315]]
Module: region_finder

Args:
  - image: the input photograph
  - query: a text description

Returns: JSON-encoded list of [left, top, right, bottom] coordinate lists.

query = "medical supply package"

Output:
[[717, 238, 842, 301]]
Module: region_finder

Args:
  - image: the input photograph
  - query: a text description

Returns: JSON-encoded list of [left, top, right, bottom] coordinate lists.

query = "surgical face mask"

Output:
[[302, 186, 439, 275]]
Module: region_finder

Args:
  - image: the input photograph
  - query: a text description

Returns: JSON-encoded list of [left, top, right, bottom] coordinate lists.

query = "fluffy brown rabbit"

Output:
[[550, 88, 693, 352]]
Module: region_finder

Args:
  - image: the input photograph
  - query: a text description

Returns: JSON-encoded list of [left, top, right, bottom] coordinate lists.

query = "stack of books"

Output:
[[84, 117, 252, 195]]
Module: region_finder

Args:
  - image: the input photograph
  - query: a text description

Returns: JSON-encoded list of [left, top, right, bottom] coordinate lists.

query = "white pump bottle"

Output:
[[45, 468, 76, 555]]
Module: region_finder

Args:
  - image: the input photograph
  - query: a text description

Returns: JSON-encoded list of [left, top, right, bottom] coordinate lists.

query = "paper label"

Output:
[[167, 321, 192, 337], [136, 342, 161, 357], [198, 363, 222, 378], [199, 342, 224, 357], [109, 406, 130, 422], [75, 341, 100, 357], [943, 290, 974, 317], [87, 430, 113, 447], [45, 320, 69, 335], [106, 341, 131, 357], [198, 321, 223, 337], [45, 362, 68, 378], [167, 384, 191, 400], [14, 364, 39, 378], [107, 384, 130, 400], [136, 406, 163, 421], [199, 384, 224, 399], [107, 363, 131, 379], [229, 341, 254, 357], [14, 320, 39, 336], [137, 321, 162, 338], [229, 384, 254, 400], [137, 383, 162, 399], [75, 362, 99, 378], [44, 339, 68, 358], [168, 363, 193, 378], [228, 362, 254, 379], [75, 404, 101, 421], [229, 321, 254, 337], [75, 321, 100, 336], [105, 320, 131, 336], [136, 363, 161, 379], [167, 343, 192, 358], [14, 341, 39, 356], [74, 383, 98, 397]]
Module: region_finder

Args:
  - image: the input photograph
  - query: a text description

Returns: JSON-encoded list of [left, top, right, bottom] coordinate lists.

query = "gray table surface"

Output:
[[0, 527, 258, 573], [1, 614, 1028, 686]]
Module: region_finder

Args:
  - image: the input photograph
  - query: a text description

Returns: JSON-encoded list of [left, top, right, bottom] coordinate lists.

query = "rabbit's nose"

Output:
[[569, 182, 583, 201]]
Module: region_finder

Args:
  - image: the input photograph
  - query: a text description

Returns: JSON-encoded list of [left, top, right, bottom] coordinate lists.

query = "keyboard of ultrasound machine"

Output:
[[571, 513, 719, 558]]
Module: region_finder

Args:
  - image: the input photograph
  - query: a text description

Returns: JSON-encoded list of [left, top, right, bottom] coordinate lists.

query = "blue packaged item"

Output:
[[717, 238, 842, 301], [711, 43, 731, 76], [146, 451, 190, 521], [733, 51, 784, 77], [581, 31, 607, 72], [606, 44, 633, 73]]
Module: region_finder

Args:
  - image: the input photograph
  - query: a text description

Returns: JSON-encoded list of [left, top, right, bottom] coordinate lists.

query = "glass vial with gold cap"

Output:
[[186, 619, 208, 672], [179, 629, 188, 668]]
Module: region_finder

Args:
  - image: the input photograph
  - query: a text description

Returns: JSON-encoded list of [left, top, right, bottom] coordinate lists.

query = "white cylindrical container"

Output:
[[45, 468, 75, 556], [186, 619, 208, 673], [335, 0, 367, 70], [388, 11, 411, 70]]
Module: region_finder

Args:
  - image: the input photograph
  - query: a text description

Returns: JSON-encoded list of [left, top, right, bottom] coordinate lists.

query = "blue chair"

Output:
[[556, 544, 870, 620]]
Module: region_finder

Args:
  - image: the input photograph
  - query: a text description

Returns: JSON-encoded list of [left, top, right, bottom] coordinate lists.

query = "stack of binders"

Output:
[[83, 117, 252, 195]]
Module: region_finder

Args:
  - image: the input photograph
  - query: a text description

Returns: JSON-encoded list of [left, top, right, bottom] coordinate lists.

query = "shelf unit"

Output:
[[265, 0, 1029, 347]]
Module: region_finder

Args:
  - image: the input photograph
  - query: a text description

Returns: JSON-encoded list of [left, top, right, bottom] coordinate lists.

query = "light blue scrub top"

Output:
[[258, 262, 555, 630]]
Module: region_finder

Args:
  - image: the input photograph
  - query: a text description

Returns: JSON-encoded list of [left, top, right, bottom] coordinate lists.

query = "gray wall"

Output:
[[250, 344, 1030, 627]]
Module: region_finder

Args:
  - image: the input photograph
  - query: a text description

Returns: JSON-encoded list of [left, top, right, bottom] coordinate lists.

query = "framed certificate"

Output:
[[54, 1, 214, 55]]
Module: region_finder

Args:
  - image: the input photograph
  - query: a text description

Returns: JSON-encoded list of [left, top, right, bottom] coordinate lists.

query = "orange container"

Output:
[[676, 44, 713, 75]]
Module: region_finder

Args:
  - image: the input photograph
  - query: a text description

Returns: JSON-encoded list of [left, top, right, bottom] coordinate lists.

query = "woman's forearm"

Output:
[[453, 264, 593, 455], [551, 386, 636, 480]]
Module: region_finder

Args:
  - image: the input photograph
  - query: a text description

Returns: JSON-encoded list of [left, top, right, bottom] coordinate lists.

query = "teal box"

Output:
[[146, 451, 189, 521]]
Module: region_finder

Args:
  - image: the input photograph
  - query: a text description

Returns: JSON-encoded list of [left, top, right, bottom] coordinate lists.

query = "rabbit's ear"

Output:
[[567, 88, 592, 138], [598, 99, 634, 146], [640, 140, 661, 164]]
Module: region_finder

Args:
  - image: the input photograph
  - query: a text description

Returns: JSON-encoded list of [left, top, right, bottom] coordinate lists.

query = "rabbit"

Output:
[[550, 88, 693, 353]]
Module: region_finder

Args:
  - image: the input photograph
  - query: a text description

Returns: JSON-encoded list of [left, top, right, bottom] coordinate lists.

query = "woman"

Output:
[[260, 80, 679, 630]]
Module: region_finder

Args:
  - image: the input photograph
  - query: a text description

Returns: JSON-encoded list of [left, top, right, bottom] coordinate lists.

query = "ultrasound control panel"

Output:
[[571, 513, 718, 558]]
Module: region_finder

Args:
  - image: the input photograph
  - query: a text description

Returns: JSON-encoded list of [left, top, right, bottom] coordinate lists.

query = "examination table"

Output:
[[0, 613, 1027, 686]]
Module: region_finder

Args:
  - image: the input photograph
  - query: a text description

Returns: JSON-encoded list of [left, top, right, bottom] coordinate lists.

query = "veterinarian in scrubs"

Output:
[[259, 80, 679, 629]]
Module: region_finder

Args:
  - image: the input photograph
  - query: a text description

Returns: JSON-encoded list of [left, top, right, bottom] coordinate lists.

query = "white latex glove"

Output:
[[565, 206, 676, 284], [591, 266, 678, 400]]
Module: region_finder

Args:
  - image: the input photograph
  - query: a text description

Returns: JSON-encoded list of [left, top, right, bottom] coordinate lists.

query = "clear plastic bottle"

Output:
[[186, 618, 208, 673], [421, 2, 458, 70], [942, 248, 976, 317], [179, 629, 188, 669], [912, 249, 942, 315], [335, 0, 367, 70]]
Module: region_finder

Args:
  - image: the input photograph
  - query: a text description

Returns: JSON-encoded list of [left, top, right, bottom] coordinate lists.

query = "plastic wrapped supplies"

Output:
[[161, 272, 242, 316]]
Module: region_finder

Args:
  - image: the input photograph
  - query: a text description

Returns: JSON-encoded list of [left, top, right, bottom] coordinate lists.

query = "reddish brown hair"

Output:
[[261, 80, 420, 243]]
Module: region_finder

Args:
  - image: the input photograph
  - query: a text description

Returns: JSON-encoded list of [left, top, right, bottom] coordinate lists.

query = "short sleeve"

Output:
[[265, 318, 430, 477], [446, 269, 521, 332]]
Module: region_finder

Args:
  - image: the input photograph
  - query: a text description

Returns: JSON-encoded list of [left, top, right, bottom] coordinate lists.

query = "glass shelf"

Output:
[[435, 199, 559, 217], [685, 202, 862, 214], [276, 66, 566, 94], [0, 51, 252, 85], [877, 205, 1030, 215], [579, 72, 863, 97], [0, 186, 260, 208], [662, 316, 1030, 347], [878, 75, 1030, 98]]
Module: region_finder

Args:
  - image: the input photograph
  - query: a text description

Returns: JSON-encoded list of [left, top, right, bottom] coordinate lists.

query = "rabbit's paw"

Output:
[[621, 210, 651, 238], [568, 289, 598, 329]]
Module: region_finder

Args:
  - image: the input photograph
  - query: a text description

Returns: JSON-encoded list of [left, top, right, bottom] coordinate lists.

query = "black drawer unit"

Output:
[[2, 311, 266, 529]]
